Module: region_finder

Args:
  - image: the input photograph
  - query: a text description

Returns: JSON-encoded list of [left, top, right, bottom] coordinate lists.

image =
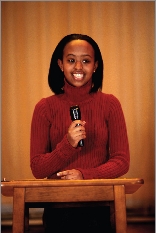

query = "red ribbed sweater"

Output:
[[30, 79, 130, 179]]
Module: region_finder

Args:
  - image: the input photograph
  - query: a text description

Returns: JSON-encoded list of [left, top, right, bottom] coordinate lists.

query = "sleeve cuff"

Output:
[[57, 134, 81, 159]]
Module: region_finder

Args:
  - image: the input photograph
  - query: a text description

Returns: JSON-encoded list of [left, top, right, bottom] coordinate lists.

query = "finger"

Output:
[[57, 172, 64, 177], [71, 120, 86, 128], [57, 170, 70, 177], [75, 126, 86, 137], [61, 175, 73, 180], [81, 121, 86, 126]]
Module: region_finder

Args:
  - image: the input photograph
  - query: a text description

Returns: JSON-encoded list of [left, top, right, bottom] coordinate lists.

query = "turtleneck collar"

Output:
[[63, 78, 94, 105]]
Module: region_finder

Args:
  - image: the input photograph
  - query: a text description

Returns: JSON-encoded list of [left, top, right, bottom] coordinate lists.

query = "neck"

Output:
[[63, 79, 93, 104]]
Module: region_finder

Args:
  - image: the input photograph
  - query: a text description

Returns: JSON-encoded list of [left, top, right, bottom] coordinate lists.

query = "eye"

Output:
[[82, 59, 90, 64], [68, 59, 75, 63]]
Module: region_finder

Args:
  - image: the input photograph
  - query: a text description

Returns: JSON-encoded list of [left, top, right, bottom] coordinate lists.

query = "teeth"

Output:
[[73, 73, 83, 78]]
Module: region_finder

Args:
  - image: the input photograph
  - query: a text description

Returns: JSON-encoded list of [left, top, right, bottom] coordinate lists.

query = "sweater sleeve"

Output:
[[30, 98, 80, 179], [77, 95, 130, 179]]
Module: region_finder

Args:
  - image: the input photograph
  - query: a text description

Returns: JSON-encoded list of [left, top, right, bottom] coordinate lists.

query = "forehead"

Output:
[[63, 40, 95, 56]]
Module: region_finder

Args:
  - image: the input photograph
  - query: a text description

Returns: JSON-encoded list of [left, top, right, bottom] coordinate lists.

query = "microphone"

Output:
[[70, 105, 84, 147]]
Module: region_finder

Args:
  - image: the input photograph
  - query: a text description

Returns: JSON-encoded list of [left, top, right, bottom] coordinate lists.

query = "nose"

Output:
[[75, 61, 83, 70]]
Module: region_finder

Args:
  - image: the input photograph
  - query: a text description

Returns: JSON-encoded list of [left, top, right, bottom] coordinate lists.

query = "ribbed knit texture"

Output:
[[30, 79, 130, 179]]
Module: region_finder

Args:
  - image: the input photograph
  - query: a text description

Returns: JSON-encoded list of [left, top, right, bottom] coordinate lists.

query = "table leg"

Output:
[[114, 185, 127, 233], [13, 188, 25, 233], [25, 204, 29, 231], [110, 201, 116, 233]]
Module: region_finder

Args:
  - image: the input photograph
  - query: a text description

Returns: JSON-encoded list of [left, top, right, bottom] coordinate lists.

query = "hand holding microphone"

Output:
[[69, 105, 86, 147]]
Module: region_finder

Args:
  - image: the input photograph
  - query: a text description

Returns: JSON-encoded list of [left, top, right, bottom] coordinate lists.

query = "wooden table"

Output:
[[1, 178, 144, 233]]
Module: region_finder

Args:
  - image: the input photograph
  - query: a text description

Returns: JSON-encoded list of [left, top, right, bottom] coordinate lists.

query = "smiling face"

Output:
[[58, 40, 98, 87]]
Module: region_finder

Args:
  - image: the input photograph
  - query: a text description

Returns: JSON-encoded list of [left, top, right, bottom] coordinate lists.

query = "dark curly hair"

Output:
[[48, 34, 104, 94]]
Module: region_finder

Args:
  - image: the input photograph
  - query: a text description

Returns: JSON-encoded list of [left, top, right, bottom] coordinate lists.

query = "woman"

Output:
[[30, 34, 130, 232]]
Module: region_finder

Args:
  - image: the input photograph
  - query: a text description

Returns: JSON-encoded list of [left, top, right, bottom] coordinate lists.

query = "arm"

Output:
[[30, 98, 81, 179], [74, 95, 130, 179]]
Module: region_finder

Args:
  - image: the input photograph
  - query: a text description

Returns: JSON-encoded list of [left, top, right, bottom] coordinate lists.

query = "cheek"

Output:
[[63, 64, 73, 72], [63, 69, 72, 80], [86, 66, 94, 75], [85, 63, 95, 71]]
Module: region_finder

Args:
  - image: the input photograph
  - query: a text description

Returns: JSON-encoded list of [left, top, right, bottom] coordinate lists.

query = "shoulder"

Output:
[[95, 92, 123, 118], [33, 95, 56, 119], [33, 94, 64, 121], [96, 91, 121, 107], [34, 94, 58, 109]]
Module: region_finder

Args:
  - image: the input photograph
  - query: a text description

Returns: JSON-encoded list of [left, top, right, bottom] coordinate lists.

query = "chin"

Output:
[[69, 81, 85, 87], [65, 77, 89, 87]]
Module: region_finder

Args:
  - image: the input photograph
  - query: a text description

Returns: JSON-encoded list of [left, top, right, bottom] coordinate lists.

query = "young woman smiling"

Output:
[[30, 34, 130, 232]]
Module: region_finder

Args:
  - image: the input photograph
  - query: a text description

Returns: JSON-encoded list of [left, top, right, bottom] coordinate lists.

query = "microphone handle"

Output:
[[78, 139, 84, 147], [70, 105, 84, 147], [75, 124, 84, 147]]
